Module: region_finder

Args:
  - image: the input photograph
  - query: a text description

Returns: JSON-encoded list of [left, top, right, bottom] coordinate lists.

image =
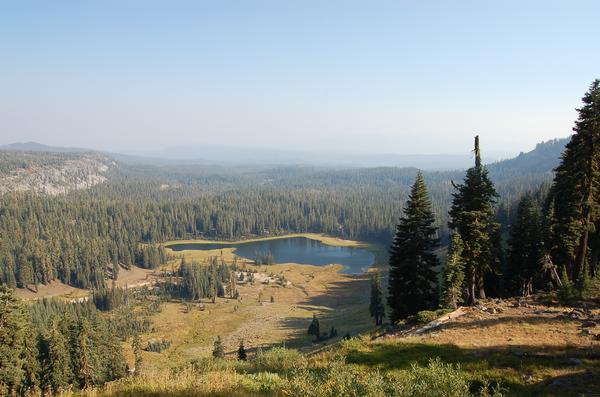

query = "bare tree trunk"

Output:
[[551, 267, 563, 288], [467, 270, 476, 305], [478, 285, 486, 300], [477, 273, 486, 300], [575, 212, 591, 282]]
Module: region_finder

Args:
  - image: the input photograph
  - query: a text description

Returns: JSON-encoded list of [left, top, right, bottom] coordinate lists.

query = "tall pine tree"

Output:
[[507, 193, 543, 296], [369, 272, 385, 325], [0, 286, 36, 394], [550, 80, 600, 284], [449, 136, 499, 305], [441, 232, 465, 309], [41, 320, 73, 393], [387, 172, 439, 322]]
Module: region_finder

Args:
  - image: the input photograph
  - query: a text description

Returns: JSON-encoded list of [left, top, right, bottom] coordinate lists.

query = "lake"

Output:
[[166, 237, 375, 274]]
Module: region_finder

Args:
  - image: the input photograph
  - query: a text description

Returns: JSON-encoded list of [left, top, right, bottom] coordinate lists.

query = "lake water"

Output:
[[166, 237, 375, 274]]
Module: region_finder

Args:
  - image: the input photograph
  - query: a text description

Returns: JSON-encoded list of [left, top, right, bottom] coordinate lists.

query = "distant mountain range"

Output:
[[486, 137, 569, 180], [0, 141, 91, 153], [0, 141, 195, 166], [0, 137, 570, 195], [0, 136, 570, 172]]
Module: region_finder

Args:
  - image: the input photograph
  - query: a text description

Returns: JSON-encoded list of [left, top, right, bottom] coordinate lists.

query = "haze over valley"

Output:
[[1, 1, 600, 396]]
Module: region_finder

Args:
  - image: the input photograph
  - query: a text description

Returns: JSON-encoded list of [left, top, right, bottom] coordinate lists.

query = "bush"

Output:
[[145, 338, 171, 353], [284, 356, 503, 397], [253, 347, 304, 372], [387, 358, 472, 396], [242, 372, 286, 394], [414, 309, 452, 325], [284, 354, 388, 397]]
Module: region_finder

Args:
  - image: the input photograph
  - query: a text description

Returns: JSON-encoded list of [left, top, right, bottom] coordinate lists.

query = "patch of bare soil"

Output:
[[114, 265, 156, 288], [15, 279, 88, 300], [421, 298, 600, 349]]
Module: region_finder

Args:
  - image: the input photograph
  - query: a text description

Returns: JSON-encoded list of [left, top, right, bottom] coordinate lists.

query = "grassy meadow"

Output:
[[123, 234, 386, 372]]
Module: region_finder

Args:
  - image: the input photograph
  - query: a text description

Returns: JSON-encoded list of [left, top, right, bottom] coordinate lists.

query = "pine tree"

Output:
[[441, 232, 465, 309], [507, 193, 543, 296], [237, 340, 247, 361], [387, 172, 440, 322], [449, 136, 499, 305], [75, 319, 96, 388], [0, 286, 31, 394], [212, 336, 225, 359], [369, 272, 385, 325], [42, 320, 73, 392], [132, 335, 143, 376], [307, 314, 320, 340], [550, 80, 600, 284]]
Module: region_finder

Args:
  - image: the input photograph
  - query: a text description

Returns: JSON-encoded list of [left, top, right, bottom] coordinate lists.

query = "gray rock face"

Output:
[[0, 151, 115, 195]]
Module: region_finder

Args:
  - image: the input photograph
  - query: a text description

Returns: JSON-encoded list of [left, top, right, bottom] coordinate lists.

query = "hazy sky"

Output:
[[1, 1, 599, 156]]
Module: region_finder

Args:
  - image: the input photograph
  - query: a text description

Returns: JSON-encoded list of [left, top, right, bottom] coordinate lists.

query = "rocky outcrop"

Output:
[[0, 151, 115, 195]]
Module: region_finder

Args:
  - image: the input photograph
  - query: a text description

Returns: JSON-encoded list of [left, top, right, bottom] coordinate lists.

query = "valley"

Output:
[[3, 4, 600, 395]]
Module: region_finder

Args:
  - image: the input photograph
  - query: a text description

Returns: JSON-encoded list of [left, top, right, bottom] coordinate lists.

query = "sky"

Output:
[[1, 1, 599, 157]]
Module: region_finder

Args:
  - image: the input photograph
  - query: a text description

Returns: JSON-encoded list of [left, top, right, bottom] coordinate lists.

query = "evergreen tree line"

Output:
[[385, 80, 600, 322], [0, 149, 551, 292], [0, 286, 132, 395], [160, 256, 236, 301]]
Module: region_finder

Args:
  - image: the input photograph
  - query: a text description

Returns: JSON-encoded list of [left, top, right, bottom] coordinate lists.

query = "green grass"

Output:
[[333, 336, 600, 397], [76, 347, 503, 397]]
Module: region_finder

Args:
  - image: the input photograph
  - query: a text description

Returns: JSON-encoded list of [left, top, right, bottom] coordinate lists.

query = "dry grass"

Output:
[[128, 261, 374, 371], [334, 296, 600, 396], [15, 279, 88, 300], [77, 291, 600, 396], [126, 234, 384, 371], [162, 233, 371, 249], [114, 265, 155, 288]]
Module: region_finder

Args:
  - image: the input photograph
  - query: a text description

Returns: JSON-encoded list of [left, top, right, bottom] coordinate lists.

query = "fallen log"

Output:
[[412, 307, 467, 335]]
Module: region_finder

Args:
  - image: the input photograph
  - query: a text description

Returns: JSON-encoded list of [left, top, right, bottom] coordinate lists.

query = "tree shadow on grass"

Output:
[[439, 313, 579, 331], [343, 340, 600, 397], [254, 272, 373, 350]]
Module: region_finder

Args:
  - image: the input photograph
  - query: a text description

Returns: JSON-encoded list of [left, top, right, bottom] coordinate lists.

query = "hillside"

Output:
[[74, 291, 600, 397], [487, 137, 569, 181], [0, 151, 115, 195], [0, 141, 90, 153]]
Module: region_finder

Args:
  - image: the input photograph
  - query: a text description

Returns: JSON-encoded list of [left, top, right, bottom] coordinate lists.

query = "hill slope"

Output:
[[78, 293, 599, 397], [0, 151, 115, 195], [487, 137, 569, 181]]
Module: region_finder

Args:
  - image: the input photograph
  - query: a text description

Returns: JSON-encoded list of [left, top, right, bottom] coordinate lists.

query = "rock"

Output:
[[524, 375, 535, 383], [550, 378, 567, 387], [581, 320, 597, 328], [567, 310, 586, 319], [581, 329, 594, 336], [567, 358, 583, 365]]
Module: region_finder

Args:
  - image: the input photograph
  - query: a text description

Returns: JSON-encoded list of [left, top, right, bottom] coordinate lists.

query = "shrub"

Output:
[[414, 309, 452, 325], [145, 338, 171, 353], [284, 354, 387, 397], [242, 372, 286, 394], [213, 336, 225, 359], [284, 356, 502, 397], [253, 347, 304, 372], [387, 358, 472, 396]]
